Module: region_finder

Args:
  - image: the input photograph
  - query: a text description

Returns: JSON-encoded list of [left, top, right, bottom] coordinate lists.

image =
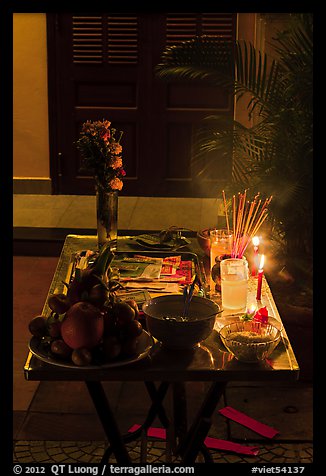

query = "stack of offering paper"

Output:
[[113, 255, 194, 293]]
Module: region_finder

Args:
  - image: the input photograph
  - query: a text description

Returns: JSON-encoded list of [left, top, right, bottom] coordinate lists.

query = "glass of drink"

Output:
[[209, 229, 233, 297], [220, 258, 249, 311]]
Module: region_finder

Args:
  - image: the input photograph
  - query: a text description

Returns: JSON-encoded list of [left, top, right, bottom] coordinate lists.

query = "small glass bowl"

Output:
[[219, 320, 282, 363]]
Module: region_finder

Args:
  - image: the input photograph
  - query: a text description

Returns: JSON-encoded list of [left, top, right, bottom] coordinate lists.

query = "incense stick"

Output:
[[222, 190, 230, 235], [221, 191, 272, 258]]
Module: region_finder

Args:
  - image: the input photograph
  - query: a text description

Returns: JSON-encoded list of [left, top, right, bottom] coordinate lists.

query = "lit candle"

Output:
[[251, 236, 260, 276], [240, 303, 257, 321], [248, 303, 257, 315], [256, 254, 265, 301]]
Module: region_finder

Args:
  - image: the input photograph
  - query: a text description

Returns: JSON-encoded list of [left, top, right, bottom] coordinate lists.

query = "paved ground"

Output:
[[13, 439, 313, 464], [13, 380, 313, 465]]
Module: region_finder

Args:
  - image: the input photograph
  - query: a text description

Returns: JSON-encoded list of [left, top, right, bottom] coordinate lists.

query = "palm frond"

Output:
[[155, 36, 234, 88], [155, 14, 313, 267], [273, 23, 313, 71], [193, 115, 268, 186], [157, 36, 285, 121]]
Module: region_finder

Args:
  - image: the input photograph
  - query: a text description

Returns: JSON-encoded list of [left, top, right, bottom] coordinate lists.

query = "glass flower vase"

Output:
[[96, 186, 118, 251]]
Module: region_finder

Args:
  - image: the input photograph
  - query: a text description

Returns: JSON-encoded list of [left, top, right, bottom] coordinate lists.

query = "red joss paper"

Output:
[[128, 425, 260, 456], [219, 406, 279, 438]]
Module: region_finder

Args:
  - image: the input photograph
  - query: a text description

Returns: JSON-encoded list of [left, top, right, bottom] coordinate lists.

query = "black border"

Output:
[[1, 4, 14, 474]]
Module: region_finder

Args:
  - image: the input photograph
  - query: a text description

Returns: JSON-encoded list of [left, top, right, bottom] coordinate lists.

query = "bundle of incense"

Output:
[[222, 190, 272, 258]]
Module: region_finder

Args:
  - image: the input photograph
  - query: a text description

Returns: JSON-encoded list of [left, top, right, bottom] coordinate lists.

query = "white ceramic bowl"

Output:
[[142, 294, 221, 349]]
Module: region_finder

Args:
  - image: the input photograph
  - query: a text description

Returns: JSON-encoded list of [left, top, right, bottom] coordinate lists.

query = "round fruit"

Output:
[[103, 312, 118, 337], [51, 339, 72, 359], [124, 319, 142, 338], [71, 347, 92, 366], [88, 284, 109, 308], [61, 301, 104, 350], [48, 321, 62, 338], [102, 336, 122, 360], [113, 302, 136, 327], [122, 337, 139, 356], [28, 316, 48, 337], [125, 299, 139, 317], [47, 293, 71, 314], [67, 268, 102, 305]]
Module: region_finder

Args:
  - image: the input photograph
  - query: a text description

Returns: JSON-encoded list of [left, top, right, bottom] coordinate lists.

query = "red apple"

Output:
[[61, 301, 104, 350]]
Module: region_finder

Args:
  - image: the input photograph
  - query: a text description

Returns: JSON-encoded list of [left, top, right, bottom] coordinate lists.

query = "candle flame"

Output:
[[259, 254, 265, 270], [248, 304, 257, 314], [252, 236, 260, 247]]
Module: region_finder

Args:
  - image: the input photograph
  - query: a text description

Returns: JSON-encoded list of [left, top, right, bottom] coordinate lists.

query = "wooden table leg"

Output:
[[144, 381, 170, 429], [140, 428, 148, 463], [172, 382, 188, 442], [182, 417, 211, 463], [85, 381, 131, 464], [177, 381, 227, 463], [96, 382, 170, 463]]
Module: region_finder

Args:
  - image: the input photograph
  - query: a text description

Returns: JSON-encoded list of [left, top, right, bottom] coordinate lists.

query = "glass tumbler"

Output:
[[209, 229, 233, 297], [220, 258, 249, 311]]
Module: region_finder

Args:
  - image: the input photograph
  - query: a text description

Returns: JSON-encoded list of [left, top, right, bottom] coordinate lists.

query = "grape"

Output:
[[48, 293, 71, 314], [28, 316, 48, 338], [113, 302, 136, 327], [51, 339, 72, 359], [88, 284, 109, 308], [124, 319, 142, 338], [71, 348, 92, 366], [48, 321, 62, 338], [122, 337, 138, 356], [102, 336, 122, 360], [124, 299, 139, 317]]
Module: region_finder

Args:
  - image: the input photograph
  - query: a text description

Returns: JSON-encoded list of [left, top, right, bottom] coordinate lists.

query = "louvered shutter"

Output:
[[72, 14, 233, 64], [72, 16, 103, 64], [107, 14, 138, 64], [72, 14, 138, 64], [166, 13, 235, 45]]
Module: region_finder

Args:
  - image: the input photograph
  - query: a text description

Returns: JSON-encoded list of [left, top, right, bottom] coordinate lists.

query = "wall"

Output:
[[13, 13, 50, 191]]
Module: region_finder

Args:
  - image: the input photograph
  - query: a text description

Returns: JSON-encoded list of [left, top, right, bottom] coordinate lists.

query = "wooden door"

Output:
[[47, 13, 236, 197]]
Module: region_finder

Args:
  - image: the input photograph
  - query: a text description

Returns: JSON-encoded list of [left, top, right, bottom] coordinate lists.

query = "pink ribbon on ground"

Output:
[[128, 424, 259, 456], [218, 406, 279, 438], [204, 437, 259, 455], [128, 424, 166, 439]]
